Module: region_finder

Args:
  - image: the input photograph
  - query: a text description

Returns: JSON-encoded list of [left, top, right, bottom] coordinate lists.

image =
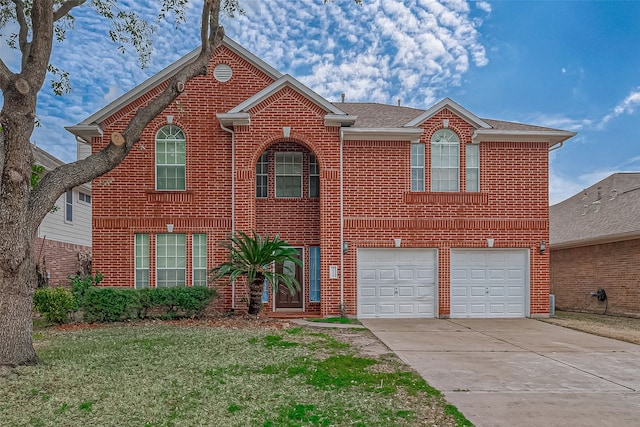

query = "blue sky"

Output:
[[2, 0, 640, 204]]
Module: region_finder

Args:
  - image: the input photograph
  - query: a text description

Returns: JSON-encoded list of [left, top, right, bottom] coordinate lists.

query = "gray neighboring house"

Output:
[[33, 143, 92, 286], [550, 172, 640, 317]]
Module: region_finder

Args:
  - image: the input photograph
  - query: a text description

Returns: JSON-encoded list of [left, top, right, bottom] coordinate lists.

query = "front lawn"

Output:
[[1, 320, 470, 427]]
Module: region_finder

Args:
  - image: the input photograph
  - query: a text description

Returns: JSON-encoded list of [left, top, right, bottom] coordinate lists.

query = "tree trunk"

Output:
[[248, 277, 265, 315], [0, 254, 38, 366]]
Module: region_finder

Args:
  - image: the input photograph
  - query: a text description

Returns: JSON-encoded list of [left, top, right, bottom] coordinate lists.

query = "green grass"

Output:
[[1, 322, 471, 426]]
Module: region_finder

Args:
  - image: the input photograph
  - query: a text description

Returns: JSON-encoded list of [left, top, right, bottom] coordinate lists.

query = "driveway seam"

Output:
[[446, 319, 637, 392]]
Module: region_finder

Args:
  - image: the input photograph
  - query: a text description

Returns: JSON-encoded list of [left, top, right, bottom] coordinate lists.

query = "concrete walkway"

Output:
[[361, 318, 640, 427]]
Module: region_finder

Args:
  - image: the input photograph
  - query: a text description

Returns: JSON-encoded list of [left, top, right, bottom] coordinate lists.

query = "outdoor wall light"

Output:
[[166, 224, 174, 233], [342, 241, 348, 254], [394, 238, 402, 248], [487, 238, 494, 248], [540, 240, 546, 254]]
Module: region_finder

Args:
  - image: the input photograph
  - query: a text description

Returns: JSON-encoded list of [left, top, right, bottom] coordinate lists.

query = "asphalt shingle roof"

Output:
[[550, 173, 640, 247]]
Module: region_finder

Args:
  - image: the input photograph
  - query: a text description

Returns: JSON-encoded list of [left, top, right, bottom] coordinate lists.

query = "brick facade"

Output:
[[35, 237, 91, 287], [550, 239, 640, 318], [75, 39, 572, 318]]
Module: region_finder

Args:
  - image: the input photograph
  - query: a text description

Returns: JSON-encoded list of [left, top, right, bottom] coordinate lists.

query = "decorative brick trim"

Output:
[[344, 218, 547, 231], [146, 191, 193, 204], [404, 192, 489, 205], [93, 217, 231, 230]]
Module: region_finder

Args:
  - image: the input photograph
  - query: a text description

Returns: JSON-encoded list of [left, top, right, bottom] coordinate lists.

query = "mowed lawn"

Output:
[[1, 321, 470, 427]]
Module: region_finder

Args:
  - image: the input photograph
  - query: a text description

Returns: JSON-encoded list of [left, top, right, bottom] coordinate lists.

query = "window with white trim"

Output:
[[256, 153, 268, 198], [309, 155, 319, 198], [466, 144, 479, 192], [411, 143, 425, 192], [156, 234, 186, 287], [309, 247, 320, 302], [156, 125, 186, 190], [135, 234, 149, 289], [431, 129, 460, 192], [275, 152, 302, 198], [192, 234, 207, 286], [65, 190, 73, 222], [79, 192, 91, 204]]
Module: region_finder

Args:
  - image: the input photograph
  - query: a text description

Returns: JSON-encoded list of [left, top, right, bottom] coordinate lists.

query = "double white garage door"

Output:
[[357, 248, 527, 318]]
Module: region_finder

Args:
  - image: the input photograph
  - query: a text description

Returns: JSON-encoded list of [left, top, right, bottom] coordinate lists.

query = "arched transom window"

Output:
[[156, 125, 186, 191], [431, 129, 459, 192]]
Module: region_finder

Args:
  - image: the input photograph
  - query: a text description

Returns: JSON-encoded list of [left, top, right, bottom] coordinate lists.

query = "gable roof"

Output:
[[550, 173, 640, 248], [66, 36, 282, 142], [405, 97, 492, 129]]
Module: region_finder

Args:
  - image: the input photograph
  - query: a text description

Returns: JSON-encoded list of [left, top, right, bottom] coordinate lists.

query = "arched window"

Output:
[[156, 125, 186, 191], [431, 129, 459, 192]]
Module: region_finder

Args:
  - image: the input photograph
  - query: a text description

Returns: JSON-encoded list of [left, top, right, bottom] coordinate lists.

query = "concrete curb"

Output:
[[289, 318, 366, 329]]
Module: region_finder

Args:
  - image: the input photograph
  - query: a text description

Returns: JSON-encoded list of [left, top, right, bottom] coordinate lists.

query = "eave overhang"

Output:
[[324, 114, 357, 127], [551, 230, 640, 250], [64, 124, 103, 143], [472, 129, 577, 148], [341, 127, 424, 142], [216, 113, 251, 127]]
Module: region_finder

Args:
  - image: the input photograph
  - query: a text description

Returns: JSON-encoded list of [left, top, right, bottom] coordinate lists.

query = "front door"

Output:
[[275, 248, 303, 309]]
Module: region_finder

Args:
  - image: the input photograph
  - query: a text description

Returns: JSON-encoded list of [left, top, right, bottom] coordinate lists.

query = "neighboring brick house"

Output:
[[33, 144, 92, 286], [550, 173, 640, 317], [66, 37, 575, 318]]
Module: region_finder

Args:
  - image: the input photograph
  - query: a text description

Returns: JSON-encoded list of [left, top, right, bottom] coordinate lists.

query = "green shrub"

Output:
[[33, 287, 77, 324], [82, 286, 217, 323], [70, 271, 104, 307]]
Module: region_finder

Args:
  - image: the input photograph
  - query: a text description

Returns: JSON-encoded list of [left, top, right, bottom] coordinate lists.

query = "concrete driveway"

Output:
[[360, 318, 640, 427]]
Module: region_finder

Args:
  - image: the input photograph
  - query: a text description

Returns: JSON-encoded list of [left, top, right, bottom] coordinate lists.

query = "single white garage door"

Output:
[[450, 249, 528, 318], [358, 249, 436, 318]]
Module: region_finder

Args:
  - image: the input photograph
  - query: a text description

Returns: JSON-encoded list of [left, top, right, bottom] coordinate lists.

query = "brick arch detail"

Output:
[[251, 131, 323, 168]]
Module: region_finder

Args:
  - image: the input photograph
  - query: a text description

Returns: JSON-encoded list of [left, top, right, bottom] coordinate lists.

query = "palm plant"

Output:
[[210, 231, 302, 315]]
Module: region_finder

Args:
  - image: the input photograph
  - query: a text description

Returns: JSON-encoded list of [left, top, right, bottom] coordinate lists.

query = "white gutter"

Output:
[[339, 129, 345, 311], [219, 122, 236, 310]]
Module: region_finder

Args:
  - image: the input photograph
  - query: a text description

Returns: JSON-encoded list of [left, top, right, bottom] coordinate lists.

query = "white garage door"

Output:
[[358, 249, 436, 318], [450, 249, 528, 318]]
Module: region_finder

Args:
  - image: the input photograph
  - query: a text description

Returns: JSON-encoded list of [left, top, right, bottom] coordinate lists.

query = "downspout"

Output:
[[219, 122, 236, 310], [339, 129, 345, 312]]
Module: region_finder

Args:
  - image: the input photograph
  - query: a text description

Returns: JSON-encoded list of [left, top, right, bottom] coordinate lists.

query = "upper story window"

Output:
[[256, 153, 268, 198], [79, 192, 91, 204], [431, 129, 459, 192], [65, 190, 73, 222], [411, 143, 425, 192], [156, 125, 186, 191], [466, 144, 479, 192], [275, 152, 302, 198], [309, 155, 319, 198]]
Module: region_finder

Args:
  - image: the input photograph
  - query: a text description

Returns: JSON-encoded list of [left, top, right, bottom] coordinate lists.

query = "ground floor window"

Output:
[[135, 233, 150, 289], [309, 246, 320, 302], [156, 234, 186, 287], [192, 234, 207, 286]]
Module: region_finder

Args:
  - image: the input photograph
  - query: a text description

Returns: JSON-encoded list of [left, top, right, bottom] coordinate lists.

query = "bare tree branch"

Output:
[[27, 0, 226, 231], [10, 0, 29, 66], [53, 0, 86, 22], [21, 0, 53, 90]]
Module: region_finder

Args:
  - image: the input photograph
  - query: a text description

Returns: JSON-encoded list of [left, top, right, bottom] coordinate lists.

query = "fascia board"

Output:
[[64, 124, 103, 142], [472, 129, 577, 147], [229, 75, 348, 116], [551, 231, 640, 250], [341, 127, 423, 142], [216, 112, 251, 127], [324, 114, 358, 127], [69, 36, 282, 129], [405, 97, 492, 129]]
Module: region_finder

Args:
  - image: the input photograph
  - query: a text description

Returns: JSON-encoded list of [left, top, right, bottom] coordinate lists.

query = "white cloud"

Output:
[[600, 88, 640, 127]]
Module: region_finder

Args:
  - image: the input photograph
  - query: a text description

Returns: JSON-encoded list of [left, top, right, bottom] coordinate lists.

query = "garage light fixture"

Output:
[[342, 241, 348, 254], [540, 240, 546, 254], [486, 238, 494, 248], [394, 238, 402, 248]]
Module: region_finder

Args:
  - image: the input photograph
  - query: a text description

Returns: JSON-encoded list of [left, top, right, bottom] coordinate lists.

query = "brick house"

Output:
[[33, 144, 92, 286], [550, 173, 640, 318], [66, 37, 575, 318]]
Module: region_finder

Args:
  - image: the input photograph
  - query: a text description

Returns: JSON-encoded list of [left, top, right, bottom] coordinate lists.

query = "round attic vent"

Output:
[[213, 64, 232, 82]]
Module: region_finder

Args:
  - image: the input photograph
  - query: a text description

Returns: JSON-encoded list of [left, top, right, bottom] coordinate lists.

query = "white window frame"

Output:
[[431, 129, 460, 192], [78, 191, 92, 205], [156, 125, 186, 191], [466, 144, 479, 192], [192, 233, 207, 286], [256, 152, 268, 198], [309, 154, 319, 198], [135, 233, 150, 289], [275, 152, 302, 198], [156, 234, 186, 288], [64, 190, 73, 223], [411, 143, 425, 192]]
